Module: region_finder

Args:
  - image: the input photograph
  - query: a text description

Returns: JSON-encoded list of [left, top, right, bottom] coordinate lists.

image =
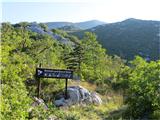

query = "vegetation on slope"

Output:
[[1, 22, 160, 119], [72, 18, 160, 60]]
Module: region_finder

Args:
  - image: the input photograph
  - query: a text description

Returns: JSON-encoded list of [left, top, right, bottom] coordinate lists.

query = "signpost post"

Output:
[[36, 64, 41, 98], [35, 68, 73, 99], [65, 78, 68, 99], [37, 77, 41, 98]]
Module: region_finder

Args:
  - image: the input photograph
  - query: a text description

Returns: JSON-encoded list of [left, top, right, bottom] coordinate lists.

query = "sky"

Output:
[[1, 0, 160, 23]]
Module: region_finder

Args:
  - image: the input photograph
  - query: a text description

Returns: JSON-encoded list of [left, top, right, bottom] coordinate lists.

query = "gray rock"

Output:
[[78, 86, 92, 104], [67, 87, 80, 104], [54, 98, 66, 107], [54, 86, 102, 107], [27, 22, 74, 45]]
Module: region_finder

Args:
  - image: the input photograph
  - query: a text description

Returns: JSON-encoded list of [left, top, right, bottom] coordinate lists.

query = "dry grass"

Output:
[[68, 80, 97, 91], [60, 80, 124, 120]]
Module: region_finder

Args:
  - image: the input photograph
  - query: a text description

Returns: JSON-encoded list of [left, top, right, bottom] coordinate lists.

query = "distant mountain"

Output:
[[76, 20, 106, 29], [72, 18, 160, 60], [45, 20, 106, 30]]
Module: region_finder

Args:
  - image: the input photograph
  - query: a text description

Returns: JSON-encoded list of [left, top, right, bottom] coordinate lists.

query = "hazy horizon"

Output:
[[2, 18, 160, 25], [2, 0, 160, 24]]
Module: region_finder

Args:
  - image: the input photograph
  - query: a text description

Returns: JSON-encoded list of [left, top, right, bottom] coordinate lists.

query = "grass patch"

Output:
[[62, 81, 123, 120]]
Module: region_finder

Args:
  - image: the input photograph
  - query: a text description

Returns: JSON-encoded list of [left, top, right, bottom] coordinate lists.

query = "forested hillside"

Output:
[[72, 18, 160, 60], [1, 22, 160, 119]]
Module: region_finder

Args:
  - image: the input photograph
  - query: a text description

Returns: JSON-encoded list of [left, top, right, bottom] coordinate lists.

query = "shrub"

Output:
[[125, 56, 160, 118]]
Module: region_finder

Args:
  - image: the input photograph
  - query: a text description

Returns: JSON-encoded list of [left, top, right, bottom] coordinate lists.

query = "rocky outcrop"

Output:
[[54, 86, 102, 107], [26, 22, 74, 45]]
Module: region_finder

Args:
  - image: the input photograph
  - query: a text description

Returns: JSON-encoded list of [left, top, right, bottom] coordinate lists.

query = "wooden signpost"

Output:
[[35, 67, 73, 99]]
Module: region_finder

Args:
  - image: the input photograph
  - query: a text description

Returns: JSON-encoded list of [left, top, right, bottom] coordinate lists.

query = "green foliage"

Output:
[[3, 21, 158, 120], [1, 22, 125, 119], [80, 32, 125, 84], [1, 22, 66, 119], [111, 65, 131, 91], [29, 104, 81, 120], [151, 110, 160, 119], [72, 19, 160, 60], [124, 56, 160, 118], [1, 51, 32, 119], [63, 42, 84, 78], [81, 32, 107, 82], [58, 25, 81, 32], [14, 22, 30, 28], [39, 23, 48, 32], [52, 28, 68, 37], [1, 23, 33, 119], [65, 113, 80, 120], [1, 81, 31, 119], [60, 32, 124, 84]]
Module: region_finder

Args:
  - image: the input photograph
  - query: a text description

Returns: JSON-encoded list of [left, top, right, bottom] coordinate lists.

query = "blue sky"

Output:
[[1, 0, 160, 23]]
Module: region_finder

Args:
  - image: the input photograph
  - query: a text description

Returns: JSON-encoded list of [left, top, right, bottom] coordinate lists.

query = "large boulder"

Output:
[[54, 86, 102, 107], [67, 87, 80, 104]]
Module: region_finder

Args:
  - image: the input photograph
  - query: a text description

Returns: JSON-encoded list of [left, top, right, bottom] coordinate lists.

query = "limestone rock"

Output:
[[54, 86, 102, 107], [54, 98, 66, 107]]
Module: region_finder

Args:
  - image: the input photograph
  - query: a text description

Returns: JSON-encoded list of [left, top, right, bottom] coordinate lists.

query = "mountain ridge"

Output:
[[11, 18, 160, 60], [45, 20, 106, 30], [72, 18, 160, 60]]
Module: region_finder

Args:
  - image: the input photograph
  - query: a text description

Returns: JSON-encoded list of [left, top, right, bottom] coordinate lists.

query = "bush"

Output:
[[1, 65, 31, 119], [125, 56, 160, 118], [151, 110, 160, 119]]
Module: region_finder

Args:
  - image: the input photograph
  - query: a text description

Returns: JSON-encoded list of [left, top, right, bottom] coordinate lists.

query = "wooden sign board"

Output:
[[36, 68, 73, 79], [36, 67, 73, 99]]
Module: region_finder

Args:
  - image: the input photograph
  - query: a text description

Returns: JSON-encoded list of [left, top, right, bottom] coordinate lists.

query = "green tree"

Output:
[[39, 23, 48, 32], [64, 42, 84, 79], [1, 26, 32, 119], [81, 32, 107, 82], [125, 56, 160, 118]]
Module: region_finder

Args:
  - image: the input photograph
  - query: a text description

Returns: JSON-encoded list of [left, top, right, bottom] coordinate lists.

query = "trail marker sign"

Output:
[[36, 68, 73, 79], [35, 67, 73, 99]]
